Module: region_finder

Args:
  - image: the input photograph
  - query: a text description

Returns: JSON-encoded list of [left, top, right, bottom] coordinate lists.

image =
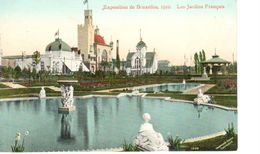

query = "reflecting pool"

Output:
[[139, 83, 200, 92], [0, 96, 237, 152]]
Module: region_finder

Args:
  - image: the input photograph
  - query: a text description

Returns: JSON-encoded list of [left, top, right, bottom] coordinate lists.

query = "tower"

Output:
[[116, 40, 120, 69], [78, 9, 95, 62]]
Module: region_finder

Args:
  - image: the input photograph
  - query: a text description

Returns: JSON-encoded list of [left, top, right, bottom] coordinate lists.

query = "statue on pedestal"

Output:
[[134, 113, 169, 151], [58, 80, 77, 113]]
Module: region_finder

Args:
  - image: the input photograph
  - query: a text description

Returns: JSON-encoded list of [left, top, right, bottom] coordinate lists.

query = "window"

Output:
[[135, 57, 141, 69], [101, 50, 108, 62], [41, 61, 44, 71]]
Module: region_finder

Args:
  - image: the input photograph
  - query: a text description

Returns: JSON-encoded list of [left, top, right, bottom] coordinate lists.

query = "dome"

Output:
[[45, 38, 71, 52], [95, 34, 106, 45], [136, 39, 147, 49]]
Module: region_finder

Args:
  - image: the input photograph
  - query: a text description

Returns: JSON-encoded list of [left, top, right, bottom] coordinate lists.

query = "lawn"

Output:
[[181, 135, 237, 151], [0, 83, 9, 88], [146, 93, 237, 108], [0, 87, 120, 99], [0, 88, 59, 99], [213, 95, 237, 108], [206, 86, 237, 94]]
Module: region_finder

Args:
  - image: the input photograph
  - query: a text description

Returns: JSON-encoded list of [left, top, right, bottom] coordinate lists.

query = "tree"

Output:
[[14, 66, 22, 79], [116, 54, 120, 70], [32, 50, 41, 70], [100, 61, 111, 72], [194, 53, 199, 74], [202, 49, 206, 61], [194, 50, 207, 74], [32, 68, 37, 80]]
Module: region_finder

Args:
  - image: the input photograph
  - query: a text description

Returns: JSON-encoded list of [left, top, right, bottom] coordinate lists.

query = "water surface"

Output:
[[0, 96, 237, 152], [139, 83, 200, 92]]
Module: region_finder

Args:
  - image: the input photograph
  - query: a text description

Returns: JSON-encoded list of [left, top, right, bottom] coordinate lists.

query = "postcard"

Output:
[[0, 0, 237, 152]]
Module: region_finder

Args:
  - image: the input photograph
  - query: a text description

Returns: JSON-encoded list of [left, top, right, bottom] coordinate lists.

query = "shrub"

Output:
[[11, 131, 29, 152], [225, 123, 236, 139], [168, 135, 185, 151], [11, 144, 25, 152], [122, 140, 139, 151]]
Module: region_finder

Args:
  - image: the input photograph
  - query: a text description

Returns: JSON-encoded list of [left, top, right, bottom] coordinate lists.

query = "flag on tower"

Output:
[[55, 30, 59, 38], [83, 0, 88, 5]]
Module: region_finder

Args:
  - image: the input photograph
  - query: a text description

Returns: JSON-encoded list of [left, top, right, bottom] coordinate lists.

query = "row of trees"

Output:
[[194, 50, 206, 74], [0, 66, 51, 84]]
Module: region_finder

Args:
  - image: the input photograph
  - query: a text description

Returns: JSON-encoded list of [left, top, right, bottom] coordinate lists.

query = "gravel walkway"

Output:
[[1, 82, 26, 88], [183, 84, 215, 94]]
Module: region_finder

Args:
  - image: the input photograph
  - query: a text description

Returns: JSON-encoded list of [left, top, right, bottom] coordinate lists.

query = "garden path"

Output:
[[183, 84, 215, 95], [1, 82, 26, 88], [47, 86, 61, 92]]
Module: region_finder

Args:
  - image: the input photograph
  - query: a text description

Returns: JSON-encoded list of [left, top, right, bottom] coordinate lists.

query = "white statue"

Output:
[[61, 85, 65, 98], [202, 67, 208, 78], [182, 79, 186, 85], [60, 85, 74, 108], [134, 113, 169, 151], [132, 89, 139, 95], [57, 80, 77, 112], [68, 85, 74, 106], [194, 89, 211, 104], [39, 87, 46, 99]]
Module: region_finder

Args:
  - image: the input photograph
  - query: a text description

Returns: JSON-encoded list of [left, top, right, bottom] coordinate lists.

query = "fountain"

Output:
[[39, 87, 46, 99], [134, 113, 169, 151], [182, 79, 186, 85], [194, 89, 212, 104], [57, 80, 78, 113]]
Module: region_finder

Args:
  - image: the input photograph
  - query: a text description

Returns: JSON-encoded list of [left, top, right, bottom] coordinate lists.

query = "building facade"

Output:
[[125, 38, 158, 76], [2, 38, 89, 74], [78, 10, 113, 73], [157, 60, 172, 74], [201, 54, 231, 75]]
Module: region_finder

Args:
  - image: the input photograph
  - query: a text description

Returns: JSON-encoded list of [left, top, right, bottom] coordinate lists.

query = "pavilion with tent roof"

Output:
[[201, 54, 231, 75]]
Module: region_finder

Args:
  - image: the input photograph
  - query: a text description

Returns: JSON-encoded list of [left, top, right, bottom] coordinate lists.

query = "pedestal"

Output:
[[58, 106, 76, 113]]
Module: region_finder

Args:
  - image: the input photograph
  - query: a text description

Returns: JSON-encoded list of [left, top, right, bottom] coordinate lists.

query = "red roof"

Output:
[[94, 34, 106, 45]]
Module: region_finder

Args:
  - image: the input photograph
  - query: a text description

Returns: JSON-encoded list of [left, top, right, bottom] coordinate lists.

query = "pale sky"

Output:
[[0, 0, 236, 65]]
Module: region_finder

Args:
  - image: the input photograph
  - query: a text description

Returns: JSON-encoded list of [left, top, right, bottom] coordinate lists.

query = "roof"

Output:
[[45, 38, 71, 52], [136, 39, 147, 50], [158, 60, 170, 64], [94, 34, 106, 45], [201, 55, 231, 64], [126, 52, 135, 67], [2, 55, 33, 59]]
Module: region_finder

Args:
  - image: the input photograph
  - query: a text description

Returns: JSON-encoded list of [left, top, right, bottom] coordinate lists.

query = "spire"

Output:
[[54, 29, 59, 39], [116, 40, 120, 69], [95, 26, 99, 35], [214, 48, 217, 55], [140, 28, 142, 41]]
